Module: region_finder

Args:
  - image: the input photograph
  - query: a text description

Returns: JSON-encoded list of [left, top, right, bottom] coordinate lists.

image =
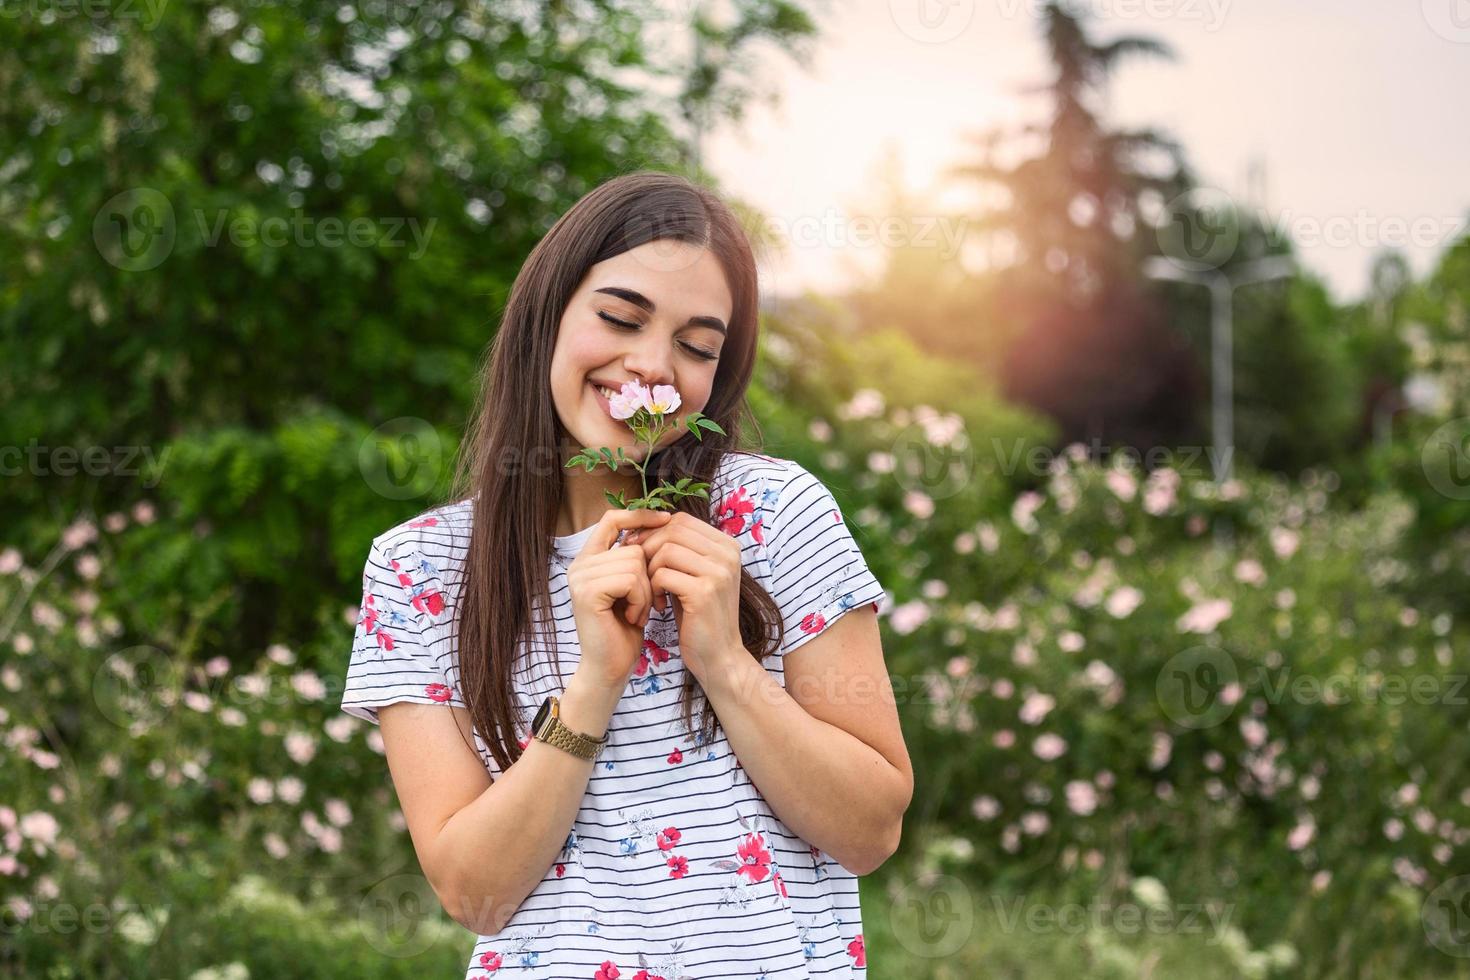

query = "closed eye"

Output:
[[598, 310, 720, 361]]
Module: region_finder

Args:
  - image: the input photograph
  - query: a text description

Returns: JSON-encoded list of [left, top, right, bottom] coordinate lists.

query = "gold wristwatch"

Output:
[[531, 694, 609, 760]]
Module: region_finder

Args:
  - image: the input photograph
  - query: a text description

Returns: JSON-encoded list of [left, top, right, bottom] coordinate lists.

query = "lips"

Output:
[[588, 380, 619, 418]]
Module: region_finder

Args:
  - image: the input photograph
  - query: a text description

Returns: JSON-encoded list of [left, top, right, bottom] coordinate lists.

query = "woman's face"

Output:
[[550, 239, 733, 459]]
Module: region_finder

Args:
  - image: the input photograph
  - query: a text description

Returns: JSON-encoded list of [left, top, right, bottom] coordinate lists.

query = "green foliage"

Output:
[[797, 417, 1469, 975], [567, 396, 726, 510], [0, 0, 702, 659]]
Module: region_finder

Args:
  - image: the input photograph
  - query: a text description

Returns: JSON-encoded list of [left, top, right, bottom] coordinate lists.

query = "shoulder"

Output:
[[707, 451, 849, 548], [706, 452, 791, 537], [709, 450, 791, 502], [367, 497, 475, 584]]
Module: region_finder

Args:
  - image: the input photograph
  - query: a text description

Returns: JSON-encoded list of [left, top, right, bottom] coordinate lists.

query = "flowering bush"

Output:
[[4, 371, 1468, 977], [795, 398, 1468, 975], [0, 510, 466, 977]]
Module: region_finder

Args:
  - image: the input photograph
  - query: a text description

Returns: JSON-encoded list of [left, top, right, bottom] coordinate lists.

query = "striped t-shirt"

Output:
[[341, 451, 889, 980]]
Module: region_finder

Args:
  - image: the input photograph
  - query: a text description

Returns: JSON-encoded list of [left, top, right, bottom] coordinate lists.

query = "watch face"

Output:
[[532, 696, 552, 734]]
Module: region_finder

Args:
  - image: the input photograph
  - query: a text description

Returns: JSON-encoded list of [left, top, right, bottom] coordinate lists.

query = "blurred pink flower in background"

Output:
[[1033, 734, 1067, 760], [1177, 598, 1233, 634]]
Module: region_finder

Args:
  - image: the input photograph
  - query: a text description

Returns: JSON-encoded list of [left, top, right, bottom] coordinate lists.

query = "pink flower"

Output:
[[666, 854, 689, 878], [425, 683, 453, 702], [1065, 781, 1098, 816], [479, 950, 503, 971], [646, 384, 680, 414], [412, 589, 446, 617], [608, 381, 681, 420], [1270, 527, 1300, 559], [1032, 733, 1068, 760], [61, 520, 97, 551], [656, 827, 681, 850], [888, 600, 930, 635], [1177, 598, 1232, 634], [595, 961, 621, 980], [735, 832, 772, 883], [847, 934, 866, 967], [799, 612, 826, 635], [1105, 587, 1143, 619], [667, 747, 683, 764], [716, 486, 755, 536], [1019, 692, 1055, 726], [1287, 817, 1315, 851]]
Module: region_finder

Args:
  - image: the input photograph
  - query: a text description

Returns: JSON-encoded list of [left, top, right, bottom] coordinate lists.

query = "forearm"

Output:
[[432, 673, 622, 934], [701, 651, 908, 875]]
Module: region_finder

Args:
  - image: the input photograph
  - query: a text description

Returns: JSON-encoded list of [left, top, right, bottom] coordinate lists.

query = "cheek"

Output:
[[552, 319, 615, 382], [680, 370, 717, 415]]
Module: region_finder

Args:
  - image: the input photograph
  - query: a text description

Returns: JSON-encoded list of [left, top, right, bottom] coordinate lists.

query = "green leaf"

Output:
[[695, 418, 726, 435]]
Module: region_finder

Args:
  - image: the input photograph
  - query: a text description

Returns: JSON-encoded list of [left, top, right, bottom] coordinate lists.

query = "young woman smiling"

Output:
[[342, 171, 912, 979]]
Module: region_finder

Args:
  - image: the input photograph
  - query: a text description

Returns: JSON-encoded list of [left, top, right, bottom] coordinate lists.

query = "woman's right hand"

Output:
[[566, 509, 673, 690]]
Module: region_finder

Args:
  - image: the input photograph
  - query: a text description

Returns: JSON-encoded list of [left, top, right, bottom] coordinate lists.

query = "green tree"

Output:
[[0, 0, 812, 657]]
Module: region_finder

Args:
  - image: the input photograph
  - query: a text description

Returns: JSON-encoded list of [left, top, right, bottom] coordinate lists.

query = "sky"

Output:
[[691, 0, 1470, 306]]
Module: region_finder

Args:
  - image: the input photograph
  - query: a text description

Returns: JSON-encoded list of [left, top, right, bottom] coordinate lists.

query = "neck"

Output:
[[554, 457, 646, 536]]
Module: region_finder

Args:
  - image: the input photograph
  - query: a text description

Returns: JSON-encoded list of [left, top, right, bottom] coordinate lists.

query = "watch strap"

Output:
[[534, 696, 608, 760]]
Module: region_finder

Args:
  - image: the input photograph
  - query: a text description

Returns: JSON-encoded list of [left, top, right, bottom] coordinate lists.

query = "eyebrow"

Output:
[[593, 286, 728, 335]]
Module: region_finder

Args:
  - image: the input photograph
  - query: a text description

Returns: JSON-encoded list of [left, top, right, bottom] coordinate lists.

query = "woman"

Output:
[[341, 171, 912, 979]]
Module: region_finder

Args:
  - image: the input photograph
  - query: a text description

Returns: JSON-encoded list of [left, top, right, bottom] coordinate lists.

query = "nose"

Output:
[[622, 331, 676, 389]]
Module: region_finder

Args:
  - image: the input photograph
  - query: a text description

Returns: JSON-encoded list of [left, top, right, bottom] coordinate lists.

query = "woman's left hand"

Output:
[[624, 512, 745, 681]]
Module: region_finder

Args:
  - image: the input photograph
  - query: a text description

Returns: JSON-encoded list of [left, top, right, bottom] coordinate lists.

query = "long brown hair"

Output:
[[445, 170, 785, 774]]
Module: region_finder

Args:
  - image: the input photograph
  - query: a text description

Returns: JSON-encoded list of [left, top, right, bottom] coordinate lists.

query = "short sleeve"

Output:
[[341, 535, 463, 725], [763, 461, 887, 657]]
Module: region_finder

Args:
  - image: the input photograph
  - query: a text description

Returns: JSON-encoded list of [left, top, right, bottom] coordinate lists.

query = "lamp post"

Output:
[[1143, 254, 1296, 483]]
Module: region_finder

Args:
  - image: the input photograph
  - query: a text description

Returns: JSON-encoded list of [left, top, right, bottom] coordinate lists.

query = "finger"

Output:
[[582, 509, 673, 556], [632, 563, 654, 627], [582, 570, 642, 613], [617, 551, 651, 627], [647, 542, 707, 582], [650, 565, 700, 607], [629, 519, 726, 561], [568, 551, 640, 588]]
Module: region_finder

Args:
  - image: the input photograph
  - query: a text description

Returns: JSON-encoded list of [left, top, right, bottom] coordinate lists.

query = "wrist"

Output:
[[702, 645, 766, 705], [560, 674, 623, 739]]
